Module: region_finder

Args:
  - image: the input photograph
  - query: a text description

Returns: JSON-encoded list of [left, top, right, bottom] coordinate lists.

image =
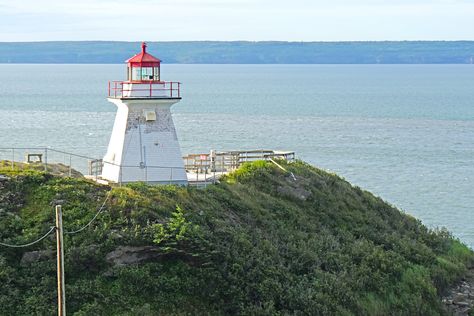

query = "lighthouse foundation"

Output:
[[101, 98, 187, 185]]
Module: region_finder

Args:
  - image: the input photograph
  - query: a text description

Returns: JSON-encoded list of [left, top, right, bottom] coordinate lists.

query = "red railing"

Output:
[[108, 81, 181, 99]]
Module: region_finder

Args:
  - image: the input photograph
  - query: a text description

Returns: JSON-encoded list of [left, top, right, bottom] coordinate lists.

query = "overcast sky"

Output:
[[0, 0, 473, 41]]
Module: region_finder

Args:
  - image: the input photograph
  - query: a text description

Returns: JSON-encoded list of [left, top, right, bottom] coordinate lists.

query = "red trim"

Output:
[[129, 62, 160, 67], [125, 42, 161, 65], [107, 81, 181, 99]]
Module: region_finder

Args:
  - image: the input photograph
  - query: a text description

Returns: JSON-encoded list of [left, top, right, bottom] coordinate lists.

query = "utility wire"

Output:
[[64, 190, 111, 235], [0, 226, 56, 248], [0, 190, 112, 246]]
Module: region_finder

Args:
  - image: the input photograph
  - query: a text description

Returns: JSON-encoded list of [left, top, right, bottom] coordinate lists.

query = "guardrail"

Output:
[[0, 147, 187, 186], [183, 150, 296, 173], [0, 147, 89, 176], [0, 148, 295, 187], [108, 81, 181, 99]]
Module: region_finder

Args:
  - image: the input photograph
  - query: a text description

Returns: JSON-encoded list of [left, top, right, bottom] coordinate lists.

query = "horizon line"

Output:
[[1, 40, 474, 44]]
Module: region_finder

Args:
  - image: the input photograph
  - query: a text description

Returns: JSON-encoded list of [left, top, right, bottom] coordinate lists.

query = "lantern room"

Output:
[[126, 42, 161, 82], [108, 42, 180, 99]]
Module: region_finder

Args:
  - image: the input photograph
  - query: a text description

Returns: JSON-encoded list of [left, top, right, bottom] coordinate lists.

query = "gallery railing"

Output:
[[108, 81, 181, 99]]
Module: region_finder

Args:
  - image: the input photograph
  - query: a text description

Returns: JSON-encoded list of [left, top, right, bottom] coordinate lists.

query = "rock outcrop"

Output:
[[20, 249, 55, 265], [105, 246, 162, 266], [443, 268, 474, 315]]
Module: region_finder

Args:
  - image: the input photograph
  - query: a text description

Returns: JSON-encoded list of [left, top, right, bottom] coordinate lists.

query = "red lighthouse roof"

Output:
[[126, 42, 161, 67]]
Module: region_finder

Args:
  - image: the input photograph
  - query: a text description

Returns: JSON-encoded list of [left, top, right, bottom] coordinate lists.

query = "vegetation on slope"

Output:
[[0, 161, 473, 315], [1, 41, 474, 64]]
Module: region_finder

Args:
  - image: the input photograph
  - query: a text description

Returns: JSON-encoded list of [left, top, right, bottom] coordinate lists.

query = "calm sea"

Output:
[[0, 64, 473, 248]]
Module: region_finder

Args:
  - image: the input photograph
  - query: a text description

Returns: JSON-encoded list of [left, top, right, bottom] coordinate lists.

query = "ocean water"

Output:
[[0, 64, 473, 248]]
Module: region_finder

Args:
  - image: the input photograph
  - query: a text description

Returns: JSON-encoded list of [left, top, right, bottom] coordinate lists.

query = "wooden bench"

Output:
[[25, 153, 43, 163]]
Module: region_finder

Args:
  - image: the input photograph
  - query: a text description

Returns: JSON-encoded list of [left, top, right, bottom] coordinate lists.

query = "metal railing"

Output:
[[108, 81, 181, 99], [0, 147, 203, 187], [183, 150, 296, 173], [0, 147, 88, 176], [0, 148, 295, 187]]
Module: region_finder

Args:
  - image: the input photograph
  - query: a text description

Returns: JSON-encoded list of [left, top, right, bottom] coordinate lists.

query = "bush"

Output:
[[0, 161, 472, 315]]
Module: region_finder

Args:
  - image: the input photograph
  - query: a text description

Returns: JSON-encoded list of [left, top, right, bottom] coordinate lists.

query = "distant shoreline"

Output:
[[1, 63, 473, 65], [0, 41, 473, 64]]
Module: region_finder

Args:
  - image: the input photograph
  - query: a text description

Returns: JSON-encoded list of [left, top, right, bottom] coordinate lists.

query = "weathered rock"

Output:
[[105, 246, 162, 266], [277, 185, 311, 201], [21, 249, 55, 265], [274, 174, 313, 201], [442, 268, 474, 315], [454, 293, 468, 301], [109, 230, 126, 240]]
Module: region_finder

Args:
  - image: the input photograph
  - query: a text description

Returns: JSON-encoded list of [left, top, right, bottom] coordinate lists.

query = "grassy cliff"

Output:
[[0, 161, 473, 315]]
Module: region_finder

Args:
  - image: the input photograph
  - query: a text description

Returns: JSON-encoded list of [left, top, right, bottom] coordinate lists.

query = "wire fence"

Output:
[[0, 191, 112, 247], [64, 190, 111, 235], [0, 147, 93, 176], [0, 147, 188, 185], [0, 147, 296, 187], [0, 226, 56, 248]]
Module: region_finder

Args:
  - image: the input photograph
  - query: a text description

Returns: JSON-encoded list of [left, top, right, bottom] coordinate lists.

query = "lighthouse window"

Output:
[[141, 67, 153, 80], [131, 67, 141, 81], [153, 67, 160, 81], [130, 66, 158, 81]]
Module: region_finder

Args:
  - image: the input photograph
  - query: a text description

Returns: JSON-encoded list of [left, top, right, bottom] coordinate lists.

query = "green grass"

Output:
[[0, 161, 472, 315]]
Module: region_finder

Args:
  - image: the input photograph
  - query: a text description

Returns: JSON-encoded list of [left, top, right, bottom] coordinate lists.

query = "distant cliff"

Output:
[[1, 41, 474, 64], [0, 160, 473, 315]]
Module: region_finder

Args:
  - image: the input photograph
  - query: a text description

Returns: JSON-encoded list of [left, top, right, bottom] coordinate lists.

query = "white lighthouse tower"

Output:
[[101, 42, 187, 185]]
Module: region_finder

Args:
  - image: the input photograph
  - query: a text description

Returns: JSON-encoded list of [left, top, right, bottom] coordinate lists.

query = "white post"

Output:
[[44, 148, 48, 172], [69, 155, 72, 177], [119, 165, 122, 187]]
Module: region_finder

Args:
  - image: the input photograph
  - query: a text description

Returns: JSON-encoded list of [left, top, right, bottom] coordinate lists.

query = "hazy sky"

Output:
[[1, 0, 473, 41]]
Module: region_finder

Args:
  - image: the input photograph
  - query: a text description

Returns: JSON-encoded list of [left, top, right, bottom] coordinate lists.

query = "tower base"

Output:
[[101, 98, 187, 185]]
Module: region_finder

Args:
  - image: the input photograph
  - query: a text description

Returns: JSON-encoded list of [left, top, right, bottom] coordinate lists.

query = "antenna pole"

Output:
[[56, 205, 66, 316]]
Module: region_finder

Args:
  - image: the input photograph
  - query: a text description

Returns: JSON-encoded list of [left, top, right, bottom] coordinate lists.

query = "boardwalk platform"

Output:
[[183, 150, 295, 186]]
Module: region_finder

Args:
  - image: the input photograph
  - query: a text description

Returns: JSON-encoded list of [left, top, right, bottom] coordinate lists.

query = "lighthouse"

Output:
[[101, 42, 187, 185]]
